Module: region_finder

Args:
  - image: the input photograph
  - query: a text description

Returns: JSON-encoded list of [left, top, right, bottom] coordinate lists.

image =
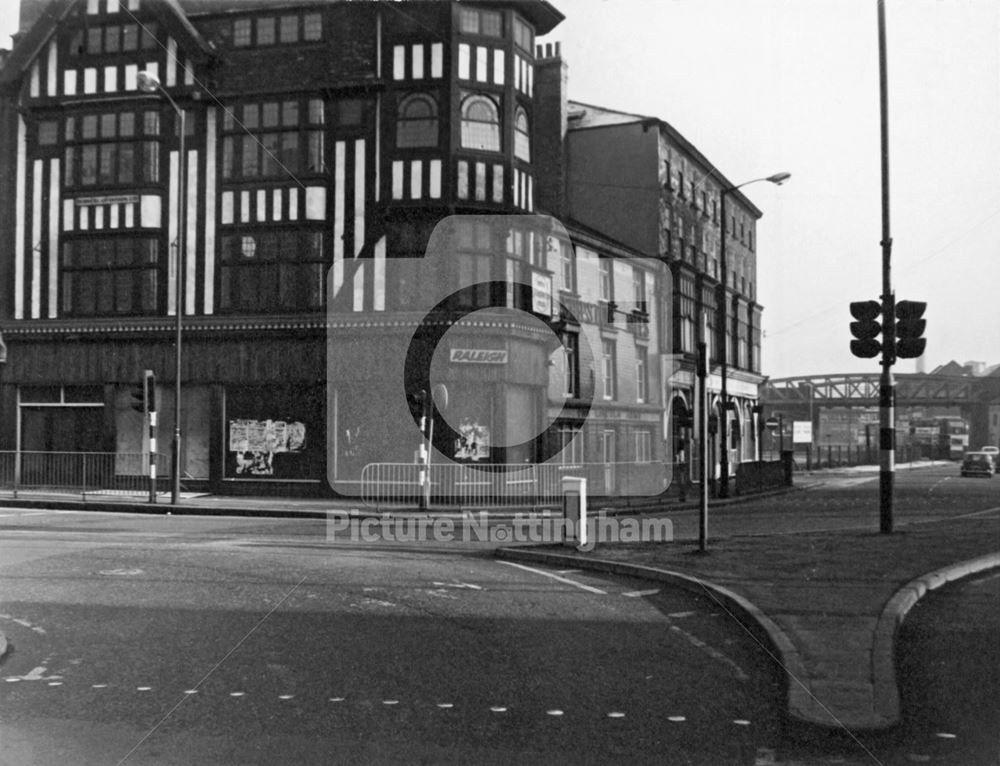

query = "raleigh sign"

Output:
[[449, 349, 508, 364]]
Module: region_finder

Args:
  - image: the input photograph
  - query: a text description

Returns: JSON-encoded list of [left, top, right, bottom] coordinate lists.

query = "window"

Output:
[[63, 109, 160, 189], [559, 240, 576, 293], [558, 426, 583, 465], [514, 107, 530, 161], [233, 13, 320, 46], [602, 339, 617, 400], [632, 266, 646, 312], [459, 8, 502, 37], [222, 98, 325, 180], [599, 258, 613, 302], [234, 19, 251, 46], [562, 332, 579, 398], [219, 229, 326, 313], [460, 94, 500, 151], [676, 274, 696, 354], [38, 121, 58, 145], [513, 16, 534, 52], [280, 15, 299, 43], [396, 93, 438, 148], [61, 237, 160, 317], [635, 430, 652, 463], [636, 345, 648, 403], [256, 17, 276, 45], [304, 13, 322, 40]]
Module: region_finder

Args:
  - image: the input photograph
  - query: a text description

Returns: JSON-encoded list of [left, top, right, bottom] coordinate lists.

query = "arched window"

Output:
[[514, 107, 530, 161], [460, 94, 500, 151], [396, 93, 438, 148]]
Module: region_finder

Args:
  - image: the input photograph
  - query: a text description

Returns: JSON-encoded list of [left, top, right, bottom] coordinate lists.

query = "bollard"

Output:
[[562, 476, 587, 549]]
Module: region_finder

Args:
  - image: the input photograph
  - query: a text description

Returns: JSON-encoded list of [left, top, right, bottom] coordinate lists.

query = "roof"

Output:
[[1, 0, 214, 90], [174, 0, 564, 34], [568, 99, 765, 218]]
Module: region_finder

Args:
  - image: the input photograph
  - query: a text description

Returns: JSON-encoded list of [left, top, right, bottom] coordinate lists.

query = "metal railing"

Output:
[[0, 451, 167, 499], [360, 461, 668, 508]]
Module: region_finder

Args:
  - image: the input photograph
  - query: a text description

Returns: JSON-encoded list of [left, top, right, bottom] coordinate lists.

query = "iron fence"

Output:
[[360, 461, 668, 509], [0, 451, 167, 499]]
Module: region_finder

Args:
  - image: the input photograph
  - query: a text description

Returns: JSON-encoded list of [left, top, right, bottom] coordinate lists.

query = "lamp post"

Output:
[[718, 172, 790, 498], [138, 71, 185, 505]]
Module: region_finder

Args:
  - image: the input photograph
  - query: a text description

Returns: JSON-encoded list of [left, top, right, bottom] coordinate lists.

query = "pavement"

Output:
[[2, 461, 998, 739]]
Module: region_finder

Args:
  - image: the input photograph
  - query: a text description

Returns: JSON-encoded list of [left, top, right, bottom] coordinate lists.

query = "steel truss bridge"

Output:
[[761, 372, 1000, 450], [762, 373, 1000, 408]]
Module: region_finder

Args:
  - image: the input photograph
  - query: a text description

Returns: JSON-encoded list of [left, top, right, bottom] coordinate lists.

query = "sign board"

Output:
[[792, 421, 813, 444], [75, 194, 140, 207], [531, 272, 552, 316], [764, 418, 779, 430], [449, 349, 508, 364]]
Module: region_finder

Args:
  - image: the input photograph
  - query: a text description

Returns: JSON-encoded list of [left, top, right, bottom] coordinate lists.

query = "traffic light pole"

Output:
[[878, 0, 894, 534]]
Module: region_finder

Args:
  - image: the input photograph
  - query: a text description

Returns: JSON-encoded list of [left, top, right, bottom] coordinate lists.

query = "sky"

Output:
[[540, 0, 1000, 379], [1, 1, 997, 380]]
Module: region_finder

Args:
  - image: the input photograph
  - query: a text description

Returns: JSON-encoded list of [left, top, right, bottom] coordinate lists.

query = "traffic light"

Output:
[[143, 370, 156, 413], [850, 300, 882, 358], [894, 300, 926, 358], [407, 389, 429, 432], [130, 370, 155, 415], [129, 384, 146, 413]]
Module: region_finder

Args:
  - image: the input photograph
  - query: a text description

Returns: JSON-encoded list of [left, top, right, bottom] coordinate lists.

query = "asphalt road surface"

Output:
[[0, 462, 997, 765], [0, 526, 784, 765]]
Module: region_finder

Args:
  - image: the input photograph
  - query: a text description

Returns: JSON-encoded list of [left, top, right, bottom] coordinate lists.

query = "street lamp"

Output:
[[718, 172, 790, 498], [138, 70, 185, 505]]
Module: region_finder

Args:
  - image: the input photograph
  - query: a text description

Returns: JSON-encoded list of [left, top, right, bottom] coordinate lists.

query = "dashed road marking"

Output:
[[667, 623, 749, 681], [432, 581, 483, 590], [622, 589, 660, 598], [4, 666, 62, 683]]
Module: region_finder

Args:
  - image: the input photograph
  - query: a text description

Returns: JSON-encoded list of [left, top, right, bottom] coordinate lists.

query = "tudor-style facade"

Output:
[[0, 0, 670, 498]]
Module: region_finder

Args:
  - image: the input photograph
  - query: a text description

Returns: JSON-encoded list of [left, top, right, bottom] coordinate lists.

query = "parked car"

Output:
[[961, 451, 995, 478], [980, 446, 999, 473]]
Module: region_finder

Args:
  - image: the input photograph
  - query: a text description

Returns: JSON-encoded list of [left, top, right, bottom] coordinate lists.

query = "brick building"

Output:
[[0, 0, 671, 498]]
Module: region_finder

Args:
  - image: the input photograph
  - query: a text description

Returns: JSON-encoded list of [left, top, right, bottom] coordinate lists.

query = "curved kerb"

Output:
[[871, 551, 1000, 726]]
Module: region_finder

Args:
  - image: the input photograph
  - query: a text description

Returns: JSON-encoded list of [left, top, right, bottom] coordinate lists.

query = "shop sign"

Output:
[[532, 272, 552, 316], [450, 349, 508, 364], [75, 194, 140, 207]]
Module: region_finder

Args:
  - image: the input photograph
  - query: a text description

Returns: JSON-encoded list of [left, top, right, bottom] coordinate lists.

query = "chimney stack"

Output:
[[533, 41, 568, 218]]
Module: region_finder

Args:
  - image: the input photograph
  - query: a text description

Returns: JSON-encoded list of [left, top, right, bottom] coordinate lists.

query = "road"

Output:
[[0, 463, 996, 765], [0, 526, 784, 765]]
